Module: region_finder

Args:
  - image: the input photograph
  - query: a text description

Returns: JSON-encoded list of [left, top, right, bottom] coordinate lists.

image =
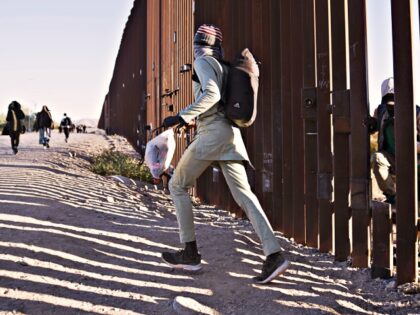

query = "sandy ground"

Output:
[[0, 130, 419, 315]]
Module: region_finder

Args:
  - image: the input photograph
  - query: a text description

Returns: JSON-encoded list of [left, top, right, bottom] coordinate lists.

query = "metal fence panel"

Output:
[[391, 0, 418, 285], [99, 0, 420, 285]]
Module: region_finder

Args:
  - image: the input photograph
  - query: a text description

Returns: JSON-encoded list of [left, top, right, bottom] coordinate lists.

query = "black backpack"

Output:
[[194, 49, 260, 128], [221, 48, 260, 128]]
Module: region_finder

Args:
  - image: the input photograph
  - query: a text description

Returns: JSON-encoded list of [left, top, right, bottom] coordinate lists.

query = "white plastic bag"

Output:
[[145, 129, 176, 179]]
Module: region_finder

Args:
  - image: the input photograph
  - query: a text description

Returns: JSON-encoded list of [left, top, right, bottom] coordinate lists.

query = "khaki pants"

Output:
[[371, 150, 396, 196], [169, 146, 282, 256]]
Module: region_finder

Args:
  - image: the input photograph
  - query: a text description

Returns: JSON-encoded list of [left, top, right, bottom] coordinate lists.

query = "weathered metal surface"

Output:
[[371, 201, 393, 279], [194, 0, 280, 223], [290, 0, 306, 244], [331, 0, 351, 261], [315, 0, 333, 253], [302, 0, 318, 248], [391, 0, 418, 285], [270, 0, 283, 230], [280, 0, 294, 238], [100, 0, 147, 153], [348, 0, 371, 268]]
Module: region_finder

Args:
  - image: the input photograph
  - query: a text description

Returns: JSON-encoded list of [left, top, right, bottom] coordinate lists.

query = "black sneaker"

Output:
[[254, 252, 290, 284], [162, 250, 202, 271]]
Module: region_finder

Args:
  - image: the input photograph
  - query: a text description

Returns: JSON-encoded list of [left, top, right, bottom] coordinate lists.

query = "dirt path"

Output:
[[0, 130, 418, 315]]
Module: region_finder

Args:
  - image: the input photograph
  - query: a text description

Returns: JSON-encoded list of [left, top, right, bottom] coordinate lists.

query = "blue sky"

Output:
[[366, 0, 420, 109], [0, 0, 134, 120], [0, 0, 418, 120]]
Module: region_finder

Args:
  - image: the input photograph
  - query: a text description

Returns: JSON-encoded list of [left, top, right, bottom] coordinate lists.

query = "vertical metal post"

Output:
[[302, 0, 318, 248], [331, 0, 351, 261], [348, 0, 371, 268], [291, 0, 306, 244], [280, 0, 294, 237], [315, 0, 333, 253], [391, 0, 418, 285], [371, 201, 393, 279], [270, 0, 283, 230]]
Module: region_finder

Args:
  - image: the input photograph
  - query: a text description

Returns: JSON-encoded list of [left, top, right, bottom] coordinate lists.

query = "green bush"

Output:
[[90, 150, 153, 182]]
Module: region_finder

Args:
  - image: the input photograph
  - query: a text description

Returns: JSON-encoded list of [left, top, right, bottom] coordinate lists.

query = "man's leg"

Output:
[[219, 160, 289, 283], [169, 146, 212, 244], [10, 133, 15, 150], [15, 132, 20, 147], [162, 143, 212, 270], [218, 161, 281, 256], [371, 151, 396, 201], [38, 128, 44, 145], [10, 132, 18, 154], [64, 128, 69, 142]]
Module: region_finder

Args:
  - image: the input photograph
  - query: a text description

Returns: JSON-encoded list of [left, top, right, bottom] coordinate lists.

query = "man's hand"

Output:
[[363, 116, 377, 133], [163, 114, 186, 128]]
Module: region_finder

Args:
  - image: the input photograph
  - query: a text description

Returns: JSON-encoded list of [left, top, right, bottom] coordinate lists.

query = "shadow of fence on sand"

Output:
[[0, 157, 410, 314]]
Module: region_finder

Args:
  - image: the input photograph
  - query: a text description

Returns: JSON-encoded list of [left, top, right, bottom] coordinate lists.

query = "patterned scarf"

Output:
[[194, 44, 223, 60]]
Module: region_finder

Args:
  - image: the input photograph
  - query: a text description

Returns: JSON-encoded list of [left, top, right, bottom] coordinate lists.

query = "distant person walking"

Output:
[[60, 113, 72, 143], [6, 100, 25, 154], [367, 77, 420, 205], [34, 105, 53, 149]]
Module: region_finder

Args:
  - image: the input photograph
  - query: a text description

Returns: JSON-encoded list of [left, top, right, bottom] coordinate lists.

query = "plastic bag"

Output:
[[145, 128, 176, 179]]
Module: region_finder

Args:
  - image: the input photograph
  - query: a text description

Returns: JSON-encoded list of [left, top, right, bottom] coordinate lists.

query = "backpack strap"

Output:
[[194, 56, 229, 104]]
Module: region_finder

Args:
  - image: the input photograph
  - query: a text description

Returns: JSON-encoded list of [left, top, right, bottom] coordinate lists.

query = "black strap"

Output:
[[194, 57, 228, 103]]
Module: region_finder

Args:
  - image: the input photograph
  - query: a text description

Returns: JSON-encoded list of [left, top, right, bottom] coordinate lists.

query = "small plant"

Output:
[[90, 150, 153, 182]]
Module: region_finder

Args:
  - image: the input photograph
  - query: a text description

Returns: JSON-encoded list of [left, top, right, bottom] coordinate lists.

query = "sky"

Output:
[[0, 0, 134, 121], [366, 0, 420, 110], [0, 0, 418, 121]]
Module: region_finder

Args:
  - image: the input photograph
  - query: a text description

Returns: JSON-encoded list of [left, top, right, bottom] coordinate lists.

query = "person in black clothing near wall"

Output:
[[6, 100, 25, 154], [34, 105, 53, 149], [60, 113, 72, 143]]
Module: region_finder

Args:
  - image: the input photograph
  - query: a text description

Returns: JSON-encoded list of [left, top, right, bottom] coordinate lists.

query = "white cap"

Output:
[[381, 77, 394, 97]]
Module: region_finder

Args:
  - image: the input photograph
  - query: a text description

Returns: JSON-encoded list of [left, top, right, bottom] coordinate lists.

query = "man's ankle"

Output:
[[185, 241, 199, 256]]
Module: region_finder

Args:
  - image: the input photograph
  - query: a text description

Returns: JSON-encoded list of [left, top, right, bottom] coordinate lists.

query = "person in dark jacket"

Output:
[[35, 105, 53, 148], [60, 113, 72, 143], [6, 101, 25, 154]]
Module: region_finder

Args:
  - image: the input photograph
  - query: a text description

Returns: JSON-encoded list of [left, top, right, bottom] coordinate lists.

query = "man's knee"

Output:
[[168, 175, 187, 196], [168, 176, 177, 192]]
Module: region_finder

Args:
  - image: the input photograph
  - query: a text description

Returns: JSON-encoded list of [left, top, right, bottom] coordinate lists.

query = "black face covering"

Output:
[[386, 104, 395, 117]]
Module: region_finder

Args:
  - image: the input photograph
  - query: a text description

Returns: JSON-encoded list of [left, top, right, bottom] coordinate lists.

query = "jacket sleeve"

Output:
[[6, 110, 12, 122], [179, 57, 222, 123]]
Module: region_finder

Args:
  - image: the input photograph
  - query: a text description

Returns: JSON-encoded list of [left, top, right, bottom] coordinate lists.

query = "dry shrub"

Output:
[[90, 150, 153, 182]]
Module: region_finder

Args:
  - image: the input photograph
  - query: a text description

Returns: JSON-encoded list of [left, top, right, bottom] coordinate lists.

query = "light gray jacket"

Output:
[[179, 56, 250, 162]]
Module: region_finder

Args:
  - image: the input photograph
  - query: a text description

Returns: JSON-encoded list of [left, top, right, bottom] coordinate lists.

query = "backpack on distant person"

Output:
[[221, 48, 260, 128], [61, 117, 72, 127]]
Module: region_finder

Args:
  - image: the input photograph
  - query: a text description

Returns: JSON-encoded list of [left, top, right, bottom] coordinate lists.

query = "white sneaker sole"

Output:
[[257, 259, 290, 284], [162, 258, 203, 271]]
